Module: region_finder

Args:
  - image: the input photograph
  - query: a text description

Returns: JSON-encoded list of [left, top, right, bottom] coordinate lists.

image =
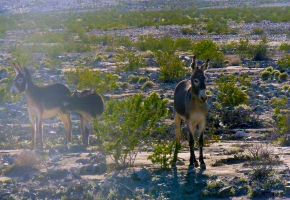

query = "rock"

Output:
[[80, 163, 107, 175], [235, 131, 248, 138], [132, 168, 151, 182]]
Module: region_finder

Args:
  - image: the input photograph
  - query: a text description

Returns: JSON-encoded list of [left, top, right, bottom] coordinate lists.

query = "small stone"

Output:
[[235, 131, 248, 138]]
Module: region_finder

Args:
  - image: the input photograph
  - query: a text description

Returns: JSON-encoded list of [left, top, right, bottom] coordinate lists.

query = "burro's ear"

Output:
[[201, 59, 210, 71], [190, 55, 197, 72]]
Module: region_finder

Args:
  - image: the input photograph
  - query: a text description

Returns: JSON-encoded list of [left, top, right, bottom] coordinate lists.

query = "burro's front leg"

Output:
[[199, 132, 206, 169], [188, 122, 198, 167], [198, 119, 206, 169]]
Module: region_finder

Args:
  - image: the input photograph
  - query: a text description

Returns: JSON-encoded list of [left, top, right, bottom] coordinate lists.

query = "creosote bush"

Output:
[[155, 51, 187, 82], [148, 141, 174, 169], [216, 75, 249, 107], [65, 68, 119, 94], [278, 55, 290, 71], [94, 93, 168, 167], [115, 50, 145, 71], [193, 40, 225, 67], [271, 97, 290, 146]]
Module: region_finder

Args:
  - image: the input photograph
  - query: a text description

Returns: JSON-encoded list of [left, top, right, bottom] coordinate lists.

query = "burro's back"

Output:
[[172, 56, 209, 170]]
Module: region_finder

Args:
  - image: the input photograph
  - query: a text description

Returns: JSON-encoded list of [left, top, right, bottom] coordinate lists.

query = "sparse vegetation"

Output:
[[148, 141, 174, 169], [65, 68, 120, 94], [94, 93, 168, 167], [216, 75, 249, 107], [193, 40, 225, 67], [155, 51, 187, 82]]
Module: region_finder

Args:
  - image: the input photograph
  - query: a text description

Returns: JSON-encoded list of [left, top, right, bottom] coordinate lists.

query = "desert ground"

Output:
[[0, 0, 289, 199]]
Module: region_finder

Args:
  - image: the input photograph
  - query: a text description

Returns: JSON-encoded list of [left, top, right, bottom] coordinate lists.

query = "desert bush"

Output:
[[218, 104, 258, 129], [271, 98, 289, 145], [148, 141, 174, 169], [65, 68, 119, 94], [252, 40, 268, 61], [279, 72, 288, 82], [252, 28, 264, 35], [278, 55, 290, 71], [193, 40, 225, 67], [116, 50, 145, 71], [155, 51, 187, 82], [248, 164, 284, 198], [206, 20, 229, 34], [260, 70, 272, 80], [282, 84, 290, 93], [216, 75, 249, 107], [273, 70, 281, 79], [236, 39, 252, 60], [94, 93, 168, 167], [141, 81, 155, 90], [279, 43, 290, 52], [136, 36, 193, 53]]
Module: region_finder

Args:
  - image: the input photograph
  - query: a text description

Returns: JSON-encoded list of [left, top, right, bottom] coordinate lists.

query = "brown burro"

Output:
[[172, 56, 209, 169], [10, 63, 104, 150]]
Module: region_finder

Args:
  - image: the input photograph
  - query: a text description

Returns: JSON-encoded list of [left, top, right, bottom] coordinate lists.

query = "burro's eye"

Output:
[[193, 79, 199, 85]]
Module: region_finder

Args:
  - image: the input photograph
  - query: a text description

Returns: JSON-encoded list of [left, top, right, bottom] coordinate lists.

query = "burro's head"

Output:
[[10, 63, 31, 94], [190, 56, 209, 102]]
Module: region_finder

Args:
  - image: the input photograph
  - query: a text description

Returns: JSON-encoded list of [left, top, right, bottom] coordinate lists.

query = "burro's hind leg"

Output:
[[172, 113, 182, 166], [80, 115, 91, 146], [60, 113, 72, 145]]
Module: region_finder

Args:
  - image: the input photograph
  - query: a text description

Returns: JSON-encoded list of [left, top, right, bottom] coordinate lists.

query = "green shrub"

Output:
[[216, 75, 249, 107], [138, 76, 149, 84], [265, 66, 274, 73], [94, 93, 168, 167], [206, 20, 229, 34], [282, 84, 290, 93], [279, 72, 288, 82], [219, 104, 258, 129], [271, 97, 289, 145], [128, 75, 141, 83], [155, 51, 187, 82], [135, 36, 193, 53], [273, 70, 281, 79], [260, 70, 272, 80], [252, 40, 268, 61], [236, 39, 252, 60], [116, 50, 145, 71], [279, 43, 290, 52], [278, 55, 290, 71], [148, 141, 174, 169], [65, 68, 119, 94], [141, 81, 155, 90], [193, 40, 225, 67], [252, 28, 264, 35]]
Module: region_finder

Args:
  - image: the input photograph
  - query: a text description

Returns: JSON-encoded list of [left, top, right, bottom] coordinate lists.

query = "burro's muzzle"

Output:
[[199, 89, 207, 101]]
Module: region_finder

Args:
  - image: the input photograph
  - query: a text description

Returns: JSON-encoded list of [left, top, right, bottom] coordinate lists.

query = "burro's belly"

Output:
[[42, 108, 61, 119], [189, 112, 206, 140]]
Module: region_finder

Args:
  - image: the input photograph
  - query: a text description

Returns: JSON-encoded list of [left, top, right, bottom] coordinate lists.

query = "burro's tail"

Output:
[[64, 89, 105, 118]]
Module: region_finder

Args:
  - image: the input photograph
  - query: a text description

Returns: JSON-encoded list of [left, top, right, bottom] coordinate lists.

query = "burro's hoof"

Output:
[[200, 163, 206, 170]]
